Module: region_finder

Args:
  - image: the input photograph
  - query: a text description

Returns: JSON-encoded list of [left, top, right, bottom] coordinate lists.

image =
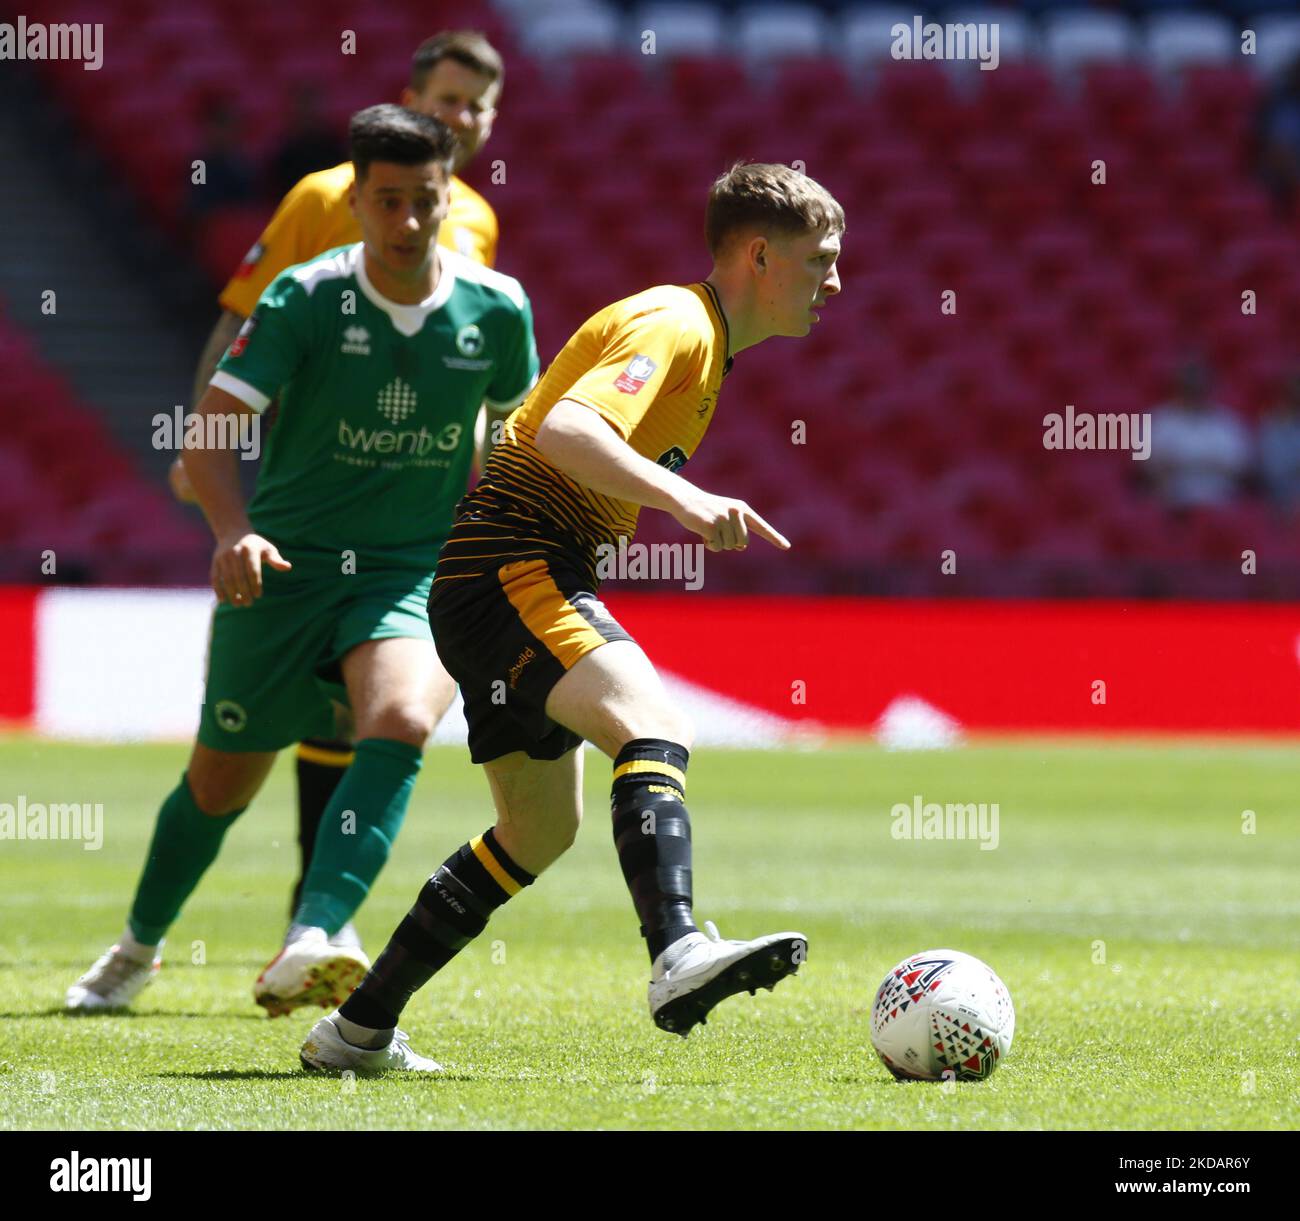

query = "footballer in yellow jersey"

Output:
[[434, 281, 732, 594], [195, 29, 503, 383], [304, 164, 843, 1069]]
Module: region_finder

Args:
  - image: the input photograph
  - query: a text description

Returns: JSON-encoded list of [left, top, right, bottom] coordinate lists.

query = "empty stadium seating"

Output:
[[0, 304, 209, 584], [21, 0, 1300, 594]]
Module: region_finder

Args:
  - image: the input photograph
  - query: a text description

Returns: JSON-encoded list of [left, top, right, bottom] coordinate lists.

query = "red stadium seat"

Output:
[[770, 57, 853, 111], [23, 10, 1300, 595], [667, 56, 751, 112], [195, 207, 268, 286]]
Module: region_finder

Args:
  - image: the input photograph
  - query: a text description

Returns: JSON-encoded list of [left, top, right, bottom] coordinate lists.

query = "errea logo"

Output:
[[341, 326, 370, 356]]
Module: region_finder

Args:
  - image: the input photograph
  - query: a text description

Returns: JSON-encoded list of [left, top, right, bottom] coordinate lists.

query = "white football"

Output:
[[870, 949, 1014, 1081]]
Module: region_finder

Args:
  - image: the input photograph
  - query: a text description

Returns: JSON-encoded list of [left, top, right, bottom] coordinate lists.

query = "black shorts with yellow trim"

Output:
[[428, 558, 633, 764]]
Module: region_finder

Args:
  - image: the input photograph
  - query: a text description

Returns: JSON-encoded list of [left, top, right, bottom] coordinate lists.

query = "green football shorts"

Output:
[[198, 547, 435, 753]]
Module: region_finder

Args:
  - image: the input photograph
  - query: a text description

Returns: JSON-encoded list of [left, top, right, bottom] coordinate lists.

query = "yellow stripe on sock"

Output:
[[296, 743, 355, 768], [613, 759, 687, 790], [470, 833, 522, 896]]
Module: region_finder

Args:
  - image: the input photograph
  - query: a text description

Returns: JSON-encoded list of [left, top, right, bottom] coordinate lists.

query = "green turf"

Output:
[[0, 734, 1296, 1130]]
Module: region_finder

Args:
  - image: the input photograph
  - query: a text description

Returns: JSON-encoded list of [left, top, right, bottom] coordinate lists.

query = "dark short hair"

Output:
[[348, 105, 456, 183], [410, 30, 504, 100], [706, 162, 845, 257]]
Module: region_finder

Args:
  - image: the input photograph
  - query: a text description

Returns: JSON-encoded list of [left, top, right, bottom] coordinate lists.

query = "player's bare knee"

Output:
[[186, 771, 248, 817], [363, 704, 435, 747], [427, 676, 458, 722]]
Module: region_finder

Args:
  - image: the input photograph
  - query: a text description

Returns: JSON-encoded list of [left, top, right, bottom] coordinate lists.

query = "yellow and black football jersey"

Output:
[[433, 280, 732, 588], [219, 161, 498, 317]]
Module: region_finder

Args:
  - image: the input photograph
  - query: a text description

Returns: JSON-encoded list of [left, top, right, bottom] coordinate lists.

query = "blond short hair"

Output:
[[705, 162, 844, 256]]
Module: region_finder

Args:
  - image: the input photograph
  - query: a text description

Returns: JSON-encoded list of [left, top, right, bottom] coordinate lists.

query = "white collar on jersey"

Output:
[[352, 241, 457, 337]]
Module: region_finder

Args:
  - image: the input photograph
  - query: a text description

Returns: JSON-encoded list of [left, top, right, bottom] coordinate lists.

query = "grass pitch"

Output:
[[0, 734, 1296, 1130]]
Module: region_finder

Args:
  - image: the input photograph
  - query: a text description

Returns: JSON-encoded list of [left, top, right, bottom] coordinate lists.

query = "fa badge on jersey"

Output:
[[614, 354, 657, 394], [233, 241, 265, 280]]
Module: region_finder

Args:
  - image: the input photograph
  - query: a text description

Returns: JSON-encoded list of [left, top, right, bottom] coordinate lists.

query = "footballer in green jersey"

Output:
[[66, 106, 538, 1020], [209, 236, 535, 576]]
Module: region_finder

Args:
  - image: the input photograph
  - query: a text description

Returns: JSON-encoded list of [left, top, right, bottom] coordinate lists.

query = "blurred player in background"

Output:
[[68, 107, 539, 1017], [299, 162, 843, 1073], [170, 30, 507, 955]]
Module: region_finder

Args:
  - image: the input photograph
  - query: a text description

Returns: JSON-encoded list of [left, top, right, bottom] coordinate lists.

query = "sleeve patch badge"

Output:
[[655, 446, 689, 472], [227, 313, 259, 359], [233, 241, 265, 280], [614, 354, 657, 394]]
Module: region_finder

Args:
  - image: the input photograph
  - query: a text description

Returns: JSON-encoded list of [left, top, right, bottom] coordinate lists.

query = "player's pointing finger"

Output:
[[744, 509, 790, 551]]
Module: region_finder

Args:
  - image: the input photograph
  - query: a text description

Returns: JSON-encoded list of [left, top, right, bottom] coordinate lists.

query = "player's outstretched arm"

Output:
[[534, 398, 789, 553], [183, 385, 291, 605]]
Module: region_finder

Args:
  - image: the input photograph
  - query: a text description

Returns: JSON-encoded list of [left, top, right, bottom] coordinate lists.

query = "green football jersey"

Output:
[[212, 241, 539, 570]]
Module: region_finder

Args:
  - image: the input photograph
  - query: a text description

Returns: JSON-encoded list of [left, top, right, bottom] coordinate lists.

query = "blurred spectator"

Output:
[[1147, 363, 1252, 509], [1255, 54, 1300, 217], [188, 97, 257, 217], [269, 85, 345, 200], [1259, 372, 1300, 509]]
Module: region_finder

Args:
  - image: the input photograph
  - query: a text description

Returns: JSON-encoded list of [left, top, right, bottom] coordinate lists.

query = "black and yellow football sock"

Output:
[[611, 738, 699, 963], [290, 738, 354, 916], [339, 827, 535, 1032]]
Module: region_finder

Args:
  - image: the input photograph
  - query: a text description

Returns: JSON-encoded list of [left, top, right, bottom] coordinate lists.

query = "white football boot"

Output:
[[648, 920, 807, 1036], [254, 926, 370, 1018], [66, 941, 162, 1011], [327, 921, 364, 953], [299, 1012, 442, 1074]]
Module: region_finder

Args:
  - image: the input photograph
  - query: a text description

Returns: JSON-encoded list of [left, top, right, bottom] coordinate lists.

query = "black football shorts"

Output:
[[429, 557, 633, 763]]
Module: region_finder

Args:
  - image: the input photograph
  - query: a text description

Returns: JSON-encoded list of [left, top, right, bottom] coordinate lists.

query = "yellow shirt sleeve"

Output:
[[217, 175, 335, 317], [563, 307, 708, 441], [445, 178, 498, 268]]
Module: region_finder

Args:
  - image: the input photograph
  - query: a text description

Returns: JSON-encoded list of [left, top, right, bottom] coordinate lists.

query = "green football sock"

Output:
[[293, 737, 423, 935], [127, 774, 246, 946]]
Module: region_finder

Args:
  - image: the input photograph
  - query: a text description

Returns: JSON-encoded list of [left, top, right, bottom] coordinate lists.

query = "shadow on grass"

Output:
[[153, 1070, 307, 1081], [155, 1069, 480, 1082], [0, 962, 267, 971], [0, 1007, 266, 1020]]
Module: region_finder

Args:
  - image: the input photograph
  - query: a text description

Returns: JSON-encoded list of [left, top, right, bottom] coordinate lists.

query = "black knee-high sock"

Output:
[[611, 738, 699, 963], [291, 739, 353, 917], [339, 827, 534, 1031]]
